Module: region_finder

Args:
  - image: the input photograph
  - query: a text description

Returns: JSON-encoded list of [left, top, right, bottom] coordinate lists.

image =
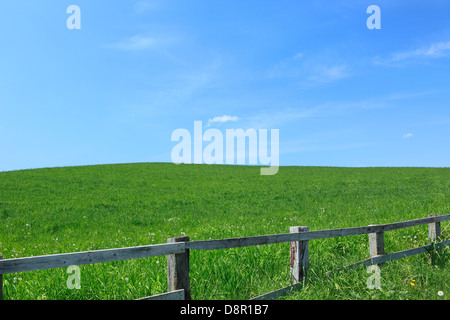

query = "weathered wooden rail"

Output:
[[0, 214, 448, 300]]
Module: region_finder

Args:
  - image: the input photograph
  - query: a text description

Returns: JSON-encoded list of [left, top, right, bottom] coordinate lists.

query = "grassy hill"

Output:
[[0, 163, 449, 300]]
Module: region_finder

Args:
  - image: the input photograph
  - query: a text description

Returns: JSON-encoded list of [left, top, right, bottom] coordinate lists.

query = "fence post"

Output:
[[0, 253, 3, 300], [289, 226, 309, 285], [428, 214, 441, 243], [167, 236, 190, 300], [369, 225, 385, 260]]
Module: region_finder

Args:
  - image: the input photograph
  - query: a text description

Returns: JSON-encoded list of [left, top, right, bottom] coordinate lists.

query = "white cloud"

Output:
[[402, 133, 413, 139], [308, 64, 350, 84], [268, 52, 350, 86], [244, 92, 421, 129], [109, 35, 156, 50], [207, 115, 239, 127], [375, 41, 450, 65], [393, 42, 450, 61], [293, 52, 304, 60], [107, 35, 171, 51], [245, 108, 317, 130]]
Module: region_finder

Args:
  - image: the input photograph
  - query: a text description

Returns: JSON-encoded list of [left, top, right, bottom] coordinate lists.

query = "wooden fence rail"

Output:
[[185, 214, 450, 251], [0, 243, 186, 275], [0, 214, 449, 300]]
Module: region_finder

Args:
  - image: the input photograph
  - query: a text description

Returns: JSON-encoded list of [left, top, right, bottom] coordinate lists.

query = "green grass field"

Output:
[[0, 163, 449, 300]]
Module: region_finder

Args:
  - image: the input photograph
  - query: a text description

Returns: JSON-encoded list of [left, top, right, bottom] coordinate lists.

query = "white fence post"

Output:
[[290, 226, 309, 285]]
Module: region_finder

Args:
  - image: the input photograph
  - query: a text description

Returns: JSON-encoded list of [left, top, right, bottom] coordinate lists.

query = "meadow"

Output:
[[0, 163, 449, 300]]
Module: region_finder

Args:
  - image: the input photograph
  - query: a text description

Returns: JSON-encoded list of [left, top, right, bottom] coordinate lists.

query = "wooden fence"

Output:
[[0, 214, 449, 300]]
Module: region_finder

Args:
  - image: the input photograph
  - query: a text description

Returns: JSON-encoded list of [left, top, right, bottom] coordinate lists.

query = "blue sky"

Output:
[[1, 0, 449, 172]]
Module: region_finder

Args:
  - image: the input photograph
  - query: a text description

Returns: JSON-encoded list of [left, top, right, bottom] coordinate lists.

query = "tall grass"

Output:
[[0, 163, 448, 299]]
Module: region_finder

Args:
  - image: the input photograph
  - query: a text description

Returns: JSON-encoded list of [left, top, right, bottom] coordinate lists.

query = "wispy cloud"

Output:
[[107, 35, 173, 51], [207, 115, 239, 127], [241, 90, 425, 130], [171, 56, 223, 99], [268, 52, 351, 87], [293, 52, 304, 60], [402, 133, 413, 139], [307, 64, 350, 84], [268, 52, 304, 78], [374, 41, 450, 65], [245, 107, 318, 129], [394, 42, 450, 60]]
